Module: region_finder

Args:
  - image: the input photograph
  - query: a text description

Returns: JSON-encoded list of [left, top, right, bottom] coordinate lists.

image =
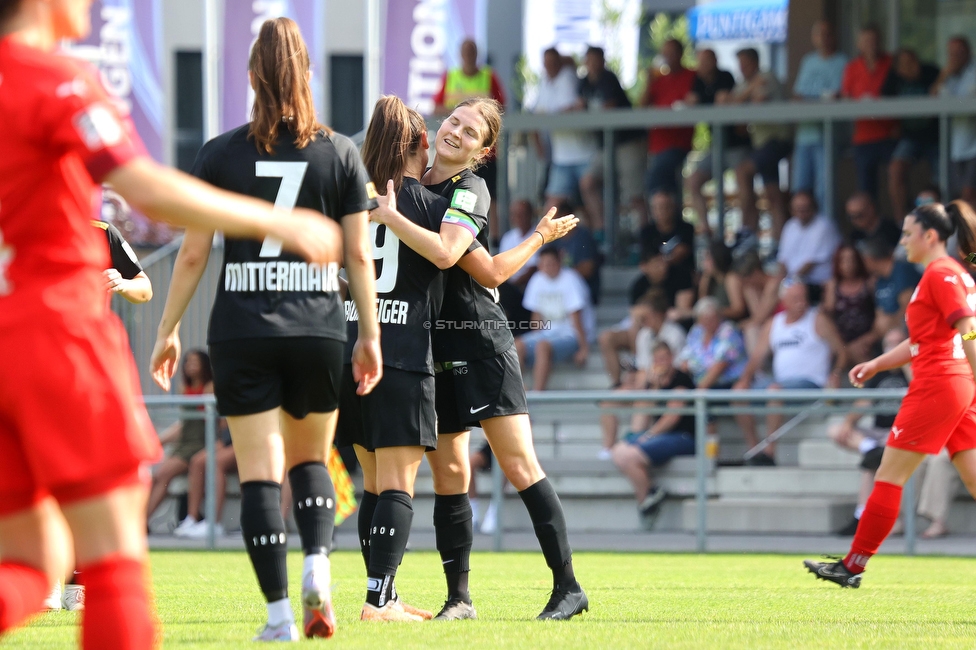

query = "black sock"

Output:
[[240, 481, 289, 602], [288, 461, 336, 556], [433, 493, 472, 602], [358, 491, 378, 569], [518, 478, 577, 590], [365, 490, 413, 607]]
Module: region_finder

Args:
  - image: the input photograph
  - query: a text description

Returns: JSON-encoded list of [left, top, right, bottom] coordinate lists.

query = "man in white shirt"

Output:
[[530, 48, 599, 217], [498, 199, 539, 334], [516, 246, 595, 390], [776, 190, 841, 285], [933, 36, 976, 203]]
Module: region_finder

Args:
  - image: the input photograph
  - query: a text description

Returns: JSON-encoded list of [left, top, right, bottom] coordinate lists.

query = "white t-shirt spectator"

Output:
[[523, 267, 596, 340], [634, 321, 687, 371], [939, 60, 976, 161], [499, 227, 538, 283], [530, 67, 597, 166], [777, 213, 841, 284]]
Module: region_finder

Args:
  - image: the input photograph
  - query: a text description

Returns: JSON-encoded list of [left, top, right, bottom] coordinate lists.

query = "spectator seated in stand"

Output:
[[629, 247, 695, 322], [845, 192, 902, 249], [498, 198, 539, 335], [733, 281, 847, 466], [858, 235, 922, 340], [516, 246, 595, 390], [822, 244, 877, 365], [173, 419, 236, 539], [776, 190, 841, 286], [553, 199, 601, 303], [828, 327, 909, 535], [675, 297, 747, 392], [147, 349, 214, 524], [610, 342, 696, 528], [882, 48, 941, 219], [932, 36, 976, 205], [599, 289, 687, 456], [639, 38, 696, 198], [734, 250, 780, 353], [671, 239, 747, 322]]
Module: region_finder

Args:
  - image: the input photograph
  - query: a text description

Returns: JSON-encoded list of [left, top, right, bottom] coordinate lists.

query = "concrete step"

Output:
[[715, 466, 861, 497], [681, 497, 858, 533], [798, 438, 861, 469]]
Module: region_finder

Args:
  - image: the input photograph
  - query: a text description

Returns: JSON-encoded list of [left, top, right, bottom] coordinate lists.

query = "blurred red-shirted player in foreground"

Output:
[[805, 201, 976, 588], [0, 1, 341, 647]]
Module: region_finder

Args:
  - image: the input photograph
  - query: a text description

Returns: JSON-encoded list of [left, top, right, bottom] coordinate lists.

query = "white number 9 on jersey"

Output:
[[370, 222, 400, 293]]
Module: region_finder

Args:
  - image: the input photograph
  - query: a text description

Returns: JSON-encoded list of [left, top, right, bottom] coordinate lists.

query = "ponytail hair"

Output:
[[452, 97, 503, 170], [361, 96, 427, 195], [0, 0, 21, 23], [909, 202, 955, 242], [247, 17, 328, 154], [947, 200, 976, 261]]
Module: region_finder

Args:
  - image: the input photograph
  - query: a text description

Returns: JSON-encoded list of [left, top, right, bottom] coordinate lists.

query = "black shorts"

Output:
[[209, 337, 343, 418], [435, 345, 528, 434], [336, 365, 436, 451]]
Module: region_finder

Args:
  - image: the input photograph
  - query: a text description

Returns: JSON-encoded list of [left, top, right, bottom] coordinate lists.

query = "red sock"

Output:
[[78, 556, 157, 650], [0, 562, 49, 633], [844, 481, 902, 574]]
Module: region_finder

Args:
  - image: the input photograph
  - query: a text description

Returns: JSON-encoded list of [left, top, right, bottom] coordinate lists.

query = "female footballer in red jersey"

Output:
[[805, 201, 976, 587], [0, 1, 339, 647]]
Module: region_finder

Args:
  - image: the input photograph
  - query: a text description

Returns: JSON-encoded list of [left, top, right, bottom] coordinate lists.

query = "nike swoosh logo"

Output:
[[470, 404, 490, 414], [442, 559, 454, 565]]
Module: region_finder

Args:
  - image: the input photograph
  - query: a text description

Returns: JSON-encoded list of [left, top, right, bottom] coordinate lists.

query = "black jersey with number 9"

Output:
[[190, 125, 377, 344], [344, 178, 447, 374]]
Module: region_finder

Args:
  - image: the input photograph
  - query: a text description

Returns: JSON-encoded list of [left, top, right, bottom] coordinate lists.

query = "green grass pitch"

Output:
[[5, 551, 976, 648]]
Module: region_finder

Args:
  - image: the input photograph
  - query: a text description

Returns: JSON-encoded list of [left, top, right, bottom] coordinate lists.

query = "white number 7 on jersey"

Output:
[[256, 161, 309, 257]]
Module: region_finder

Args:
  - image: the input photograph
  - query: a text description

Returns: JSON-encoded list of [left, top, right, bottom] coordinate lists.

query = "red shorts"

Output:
[[0, 313, 161, 516], [886, 375, 976, 456]]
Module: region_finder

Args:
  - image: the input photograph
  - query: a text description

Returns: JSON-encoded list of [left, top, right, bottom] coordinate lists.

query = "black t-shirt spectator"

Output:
[[628, 266, 694, 307], [850, 218, 902, 250], [881, 63, 940, 142], [658, 369, 697, 434], [578, 69, 644, 144], [865, 369, 909, 429], [639, 218, 696, 280], [690, 70, 751, 148]]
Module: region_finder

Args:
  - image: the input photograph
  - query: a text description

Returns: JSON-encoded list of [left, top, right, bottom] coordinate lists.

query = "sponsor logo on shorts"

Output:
[[470, 404, 490, 414]]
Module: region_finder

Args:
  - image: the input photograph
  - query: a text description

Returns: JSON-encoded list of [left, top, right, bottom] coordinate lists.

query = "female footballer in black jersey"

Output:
[[150, 18, 381, 642], [369, 97, 587, 620]]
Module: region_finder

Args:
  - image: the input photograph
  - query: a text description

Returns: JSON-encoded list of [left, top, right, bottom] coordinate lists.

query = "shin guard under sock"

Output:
[[288, 461, 336, 556], [0, 562, 49, 633], [844, 481, 902, 574], [358, 491, 378, 569], [518, 478, 577, 589], [78, 556, 156, 650], [240, 481, 289, 602], [433, 493, 473, 601]]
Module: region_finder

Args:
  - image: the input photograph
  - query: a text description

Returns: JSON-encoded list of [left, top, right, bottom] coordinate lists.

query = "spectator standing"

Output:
[[841, 25, 897, 201], [932, 36, 976, 204], [516, 246, 595, 390], [530, 48, 599, 217], [858, 236, 922, 336], [776, 190, 841, 285], [733, 282, 848, 465], [845, 192, 902, 248], [675, 297, 748, 390], [684, 49, 748, 236], [611, 342, 696, 527], [639, 39, 696, 197], [792, 20, 848, 211], [578, 46, 648, 236], [730, 48, 793, 238], [498, 199, 540, 334], [822, 245, 877, 364], [639, 190, 696, 282], [882, 49, 941, 218], [432, 38, 506, 243]]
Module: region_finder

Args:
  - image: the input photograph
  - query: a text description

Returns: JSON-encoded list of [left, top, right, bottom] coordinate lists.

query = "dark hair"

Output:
[[0, 0, 20, 23], [916, 184, 942, 203], [832, 244, 869, 281], [732, 249, 763, 276], [709, 240, 734, 275], [860, 23, 882, 39], [857, 236, 895, 261], [248, 18, 328, 154], [909, 202, 955, 241], [543, 47, 560, 58], [551, 198, 573, 218], [949, 35, 971, 54], [636, 288, 669, 315], [539, 245, 561, 260], [948, 200, 976, 258], [896, 47, 919, 62], [791, 189, 819, 213], [663, 39, 684, 56], [639, 248, 665, 264], [361, 96, 426, 194], [451, 97, 503, 169], [182, 350, 213, 390], [585, 46, 605, 59], [736, 48, 760, 65]]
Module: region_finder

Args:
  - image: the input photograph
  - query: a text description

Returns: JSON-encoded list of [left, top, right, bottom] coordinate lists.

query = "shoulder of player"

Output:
[[198, 125, 249, 159]]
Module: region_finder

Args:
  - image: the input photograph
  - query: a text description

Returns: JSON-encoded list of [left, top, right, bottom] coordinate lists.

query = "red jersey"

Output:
[[841, 54, 898, 144], [644, 67, 696, 153], [905, 256, 976, 378], [0, 37, 144, 329]]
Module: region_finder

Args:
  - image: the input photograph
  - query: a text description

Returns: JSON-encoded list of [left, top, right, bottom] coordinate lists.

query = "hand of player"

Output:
[[849, 360, 878, 388], [535, 207, 578, 244], [103, 268, 126, 294], [150, 332, 182, 392], [269, 209, 343, 266], [369, 180, 398, 226], [352, 335, 383, 395]]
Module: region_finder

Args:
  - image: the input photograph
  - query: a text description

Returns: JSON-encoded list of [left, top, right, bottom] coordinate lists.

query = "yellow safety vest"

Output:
[[443, 66, 494, 108]]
